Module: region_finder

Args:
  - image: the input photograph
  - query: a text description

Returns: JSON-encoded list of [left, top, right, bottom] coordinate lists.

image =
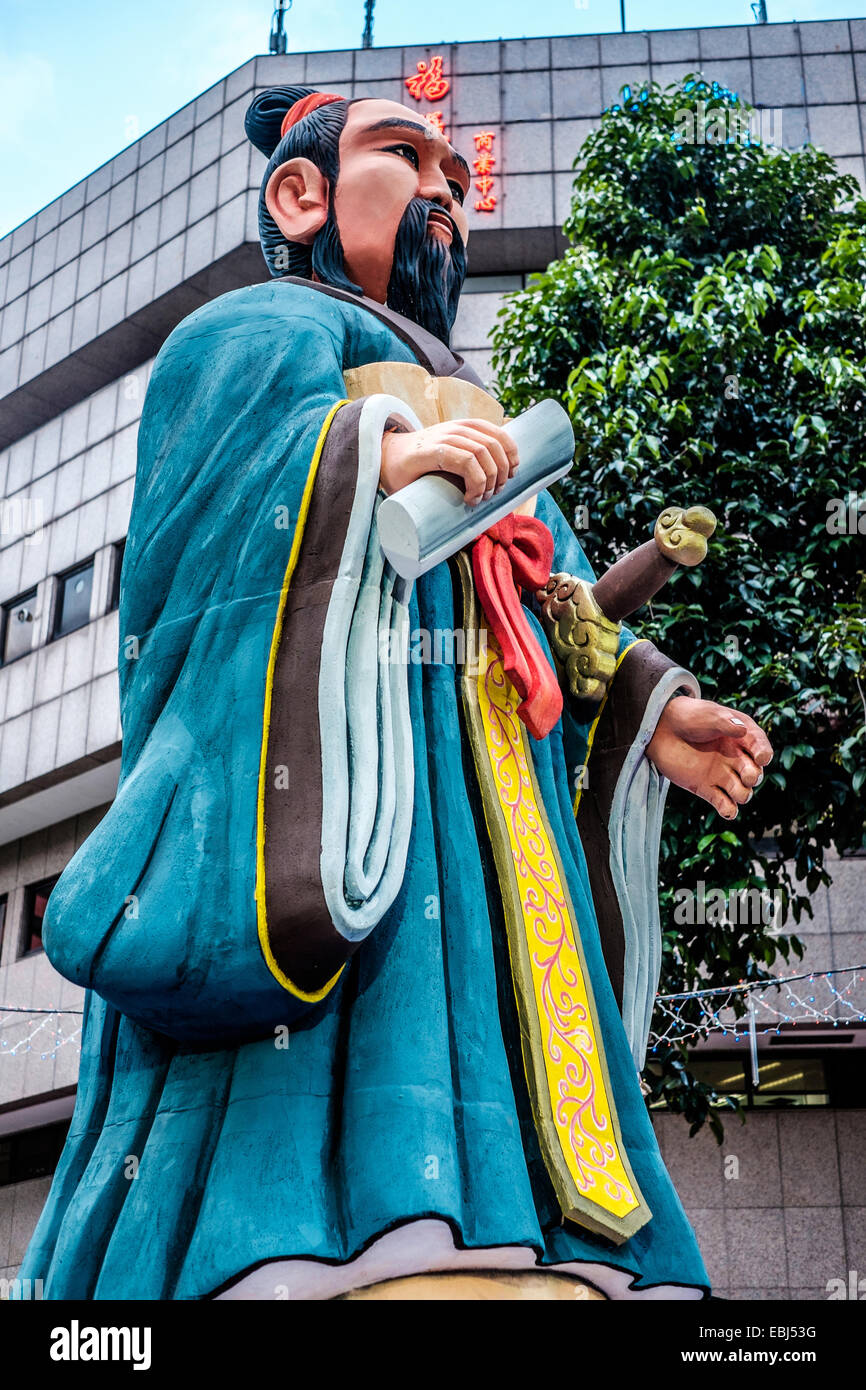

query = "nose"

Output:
[[419, 169, 454, 213]]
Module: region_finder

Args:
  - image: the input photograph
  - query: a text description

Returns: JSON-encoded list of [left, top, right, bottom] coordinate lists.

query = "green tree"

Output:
[[491, 77, 866, 1139]]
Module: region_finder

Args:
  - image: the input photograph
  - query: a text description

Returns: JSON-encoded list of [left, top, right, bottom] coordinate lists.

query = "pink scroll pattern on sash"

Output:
[[481, 646, 637, 1210]]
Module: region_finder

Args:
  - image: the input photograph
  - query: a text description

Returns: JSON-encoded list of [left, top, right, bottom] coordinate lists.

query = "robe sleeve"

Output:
[[40, 284, 415, 1043], [256, 392, 425, 999], [534, 489, 700, 1068]]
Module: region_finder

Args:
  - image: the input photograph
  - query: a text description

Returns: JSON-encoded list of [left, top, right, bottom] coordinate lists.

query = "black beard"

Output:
[[309, 199, 363, 297], [385, 197, 466, 344], [307, 195, 467, 344]]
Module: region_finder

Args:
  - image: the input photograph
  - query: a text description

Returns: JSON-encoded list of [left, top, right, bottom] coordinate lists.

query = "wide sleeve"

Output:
[[40, 285, 369, 1043], [42, 283, 434, 1045], [256, 391, 426, 1001]]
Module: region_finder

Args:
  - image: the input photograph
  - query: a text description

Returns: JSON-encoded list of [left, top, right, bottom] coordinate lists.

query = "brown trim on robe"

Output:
[[277, 275, 483, 386], [575, 641, 689, 1012], [261, 398, 368, 993]]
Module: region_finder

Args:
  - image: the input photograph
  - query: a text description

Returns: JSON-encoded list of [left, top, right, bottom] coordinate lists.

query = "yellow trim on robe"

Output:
[[256, 400, 350, 1002], [455, 554, 651, 1242], [572, 638, 648, 817]]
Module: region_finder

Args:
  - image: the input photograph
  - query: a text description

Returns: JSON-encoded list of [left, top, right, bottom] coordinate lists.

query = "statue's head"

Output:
[[245, 86, 470, 343]]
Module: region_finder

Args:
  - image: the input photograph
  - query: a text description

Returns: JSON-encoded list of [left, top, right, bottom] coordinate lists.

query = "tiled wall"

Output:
[[0, 1176, 53, 1288], [0, 75, 260, 440], [452, 286, 510, 385], [781, 852, 866, 1013], [0, 365, 145, 795], [655, 1109, 866, 1300]]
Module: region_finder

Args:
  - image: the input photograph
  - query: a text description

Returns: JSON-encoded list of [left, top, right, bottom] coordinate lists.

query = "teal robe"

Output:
[[21, 281, 709, 1298]]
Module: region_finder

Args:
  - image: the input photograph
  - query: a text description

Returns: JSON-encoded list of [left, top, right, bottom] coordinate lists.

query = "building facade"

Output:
[[1, 20, 865, 1300]]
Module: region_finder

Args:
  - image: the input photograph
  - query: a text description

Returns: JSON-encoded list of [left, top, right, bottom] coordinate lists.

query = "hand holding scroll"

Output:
[[379, 417, 519, 506]]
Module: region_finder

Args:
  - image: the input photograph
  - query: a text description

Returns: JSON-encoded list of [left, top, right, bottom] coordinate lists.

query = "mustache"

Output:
[[401, 196, 464, 253], [424, 206, 458, 239]]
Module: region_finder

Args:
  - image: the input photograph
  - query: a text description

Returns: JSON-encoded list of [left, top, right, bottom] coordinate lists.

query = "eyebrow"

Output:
[[362, 117, 471, 184]]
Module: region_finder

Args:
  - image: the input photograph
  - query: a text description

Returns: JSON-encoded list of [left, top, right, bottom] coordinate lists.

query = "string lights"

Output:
[[649, 964, 866, 1050], [0, 1007, 83, 1060], [2, 965, 863, 1061]]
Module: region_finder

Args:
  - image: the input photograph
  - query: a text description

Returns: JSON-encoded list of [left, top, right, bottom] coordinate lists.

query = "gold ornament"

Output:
[[653, 505, 717, 567], [536, 574, 621, 704]]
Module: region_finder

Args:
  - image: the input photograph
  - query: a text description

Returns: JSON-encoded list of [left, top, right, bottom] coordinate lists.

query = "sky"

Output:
[[0, 0, 863, 237]]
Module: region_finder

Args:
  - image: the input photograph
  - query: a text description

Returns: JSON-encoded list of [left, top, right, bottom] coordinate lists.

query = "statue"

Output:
[[21, 87, 772, 1300]]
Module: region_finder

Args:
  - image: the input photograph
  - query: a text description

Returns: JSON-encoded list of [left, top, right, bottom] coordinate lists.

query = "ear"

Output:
[[265, 157, 330, 245]]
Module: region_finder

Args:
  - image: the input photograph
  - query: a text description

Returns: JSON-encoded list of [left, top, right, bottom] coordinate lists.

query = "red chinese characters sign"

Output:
[[405, 55, 450, 141], [472, 130, 497, 212], [405, 56, 450, 103], [403, 56, 499, 214]]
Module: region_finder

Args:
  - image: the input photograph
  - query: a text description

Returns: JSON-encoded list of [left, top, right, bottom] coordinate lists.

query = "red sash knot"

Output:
[[471, 514, 563, 740]]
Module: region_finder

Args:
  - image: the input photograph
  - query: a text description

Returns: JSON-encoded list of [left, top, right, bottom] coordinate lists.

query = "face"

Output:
[[332, 99, 471, 303]]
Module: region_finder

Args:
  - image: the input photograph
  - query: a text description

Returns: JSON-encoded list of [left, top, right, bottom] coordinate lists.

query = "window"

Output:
[[649, 1046, 866, 1110], [650, 1055, 831, 1108], [109, 538, 126, 612], [53, 560, 94, 638], [0, 1121, 70, 1188], [461, 274, 525, 295], [1, 589, 37, 664], [698, 1056, 830, 1108], [18, 876, 59, 958]]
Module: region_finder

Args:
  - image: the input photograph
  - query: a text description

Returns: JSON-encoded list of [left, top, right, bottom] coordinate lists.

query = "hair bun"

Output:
[[244, 85, 316, 158]]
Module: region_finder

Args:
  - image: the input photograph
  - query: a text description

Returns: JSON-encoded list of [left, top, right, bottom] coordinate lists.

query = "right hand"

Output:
[[379, 417, 519, 506]]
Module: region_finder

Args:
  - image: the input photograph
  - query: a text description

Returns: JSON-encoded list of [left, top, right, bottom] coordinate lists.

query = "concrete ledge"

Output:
[[0, 244, 268, 451], [0, 749, 121, 846], [0, 1086, 76, 1138]]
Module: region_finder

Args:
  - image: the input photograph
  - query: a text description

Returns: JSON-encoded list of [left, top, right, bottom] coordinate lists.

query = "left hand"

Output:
[[646, 696, 773, 820]]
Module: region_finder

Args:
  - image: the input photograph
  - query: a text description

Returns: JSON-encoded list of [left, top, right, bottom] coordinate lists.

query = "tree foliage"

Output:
[[491, 78, 866, 1139]]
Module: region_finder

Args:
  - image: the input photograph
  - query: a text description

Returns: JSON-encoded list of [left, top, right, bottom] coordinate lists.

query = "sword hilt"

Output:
[[591, 505, 717, 624]]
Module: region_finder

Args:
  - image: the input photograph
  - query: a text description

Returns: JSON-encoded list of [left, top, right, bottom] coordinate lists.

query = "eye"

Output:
[[384, 142, 419, 169], [448, 180, 465, 205]]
